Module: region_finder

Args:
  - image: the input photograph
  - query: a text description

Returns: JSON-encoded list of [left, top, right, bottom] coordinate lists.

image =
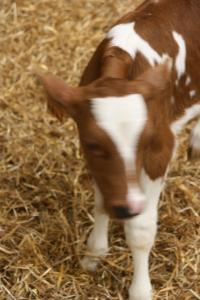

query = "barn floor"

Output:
[[0, 0, 199, 299]]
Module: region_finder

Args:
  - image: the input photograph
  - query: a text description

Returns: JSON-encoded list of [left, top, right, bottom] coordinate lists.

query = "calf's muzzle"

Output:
[[110, 199, 145, 220]]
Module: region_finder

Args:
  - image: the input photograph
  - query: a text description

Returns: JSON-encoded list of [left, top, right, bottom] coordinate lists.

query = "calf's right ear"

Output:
[[34, 69, 80, 121], [134, 56, 173, 98]]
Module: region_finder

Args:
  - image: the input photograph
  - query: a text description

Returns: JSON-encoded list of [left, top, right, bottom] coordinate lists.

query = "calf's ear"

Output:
[[142, 125, 174, 179], [34, 70, 80, 121], [134, 56, 173, 98]]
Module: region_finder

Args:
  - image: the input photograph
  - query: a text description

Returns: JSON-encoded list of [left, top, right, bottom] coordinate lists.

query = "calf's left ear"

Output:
[[34, 70, 81, 121], [135, 56, 173, 97]]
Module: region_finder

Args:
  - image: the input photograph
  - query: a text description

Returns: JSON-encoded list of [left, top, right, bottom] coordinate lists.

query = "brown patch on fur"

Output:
[[101, 46, 133, 79], [80, 43, 133, 85], [80, 39, 108, 86], [138, 121, 174, 180]]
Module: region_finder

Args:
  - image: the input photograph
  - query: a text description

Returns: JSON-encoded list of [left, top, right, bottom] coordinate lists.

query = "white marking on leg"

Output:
[[125, 170, 163, 300], [172, 31, 186, 80], [81, 185, 109, 271], [108, 22, 162, 66]]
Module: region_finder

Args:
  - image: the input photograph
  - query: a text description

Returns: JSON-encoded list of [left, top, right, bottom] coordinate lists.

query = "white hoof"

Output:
[[80, 255, 100, 272], [81, 227, 108, 272], [80, 246, 107, 272], [129, 292, 152, 300], [129, 283, 152, 300]]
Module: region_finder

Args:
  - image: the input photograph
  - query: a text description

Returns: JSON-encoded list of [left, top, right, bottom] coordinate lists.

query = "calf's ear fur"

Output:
[[34, 70, 80, 121], [134, 56, 173, 98]]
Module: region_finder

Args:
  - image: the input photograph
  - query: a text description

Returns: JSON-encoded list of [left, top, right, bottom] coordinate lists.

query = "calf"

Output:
[[35, 0, 200, 299]]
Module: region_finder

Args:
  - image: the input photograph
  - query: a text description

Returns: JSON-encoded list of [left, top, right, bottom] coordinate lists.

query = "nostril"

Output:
[[113, 206, 139, 219]]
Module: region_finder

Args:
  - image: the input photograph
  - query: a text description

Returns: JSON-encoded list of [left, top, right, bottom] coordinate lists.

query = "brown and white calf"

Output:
[[35, 0, 200, 299]]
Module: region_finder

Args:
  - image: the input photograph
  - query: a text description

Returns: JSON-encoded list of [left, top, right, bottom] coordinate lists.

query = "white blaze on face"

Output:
[[91, 94, 147, 204], [172, 31, 186, 80], [107, 22, 162, 66]]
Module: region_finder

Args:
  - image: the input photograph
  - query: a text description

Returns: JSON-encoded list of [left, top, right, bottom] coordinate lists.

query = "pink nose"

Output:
[[129, 200, 145, 215], [112, 201, 145, 219]]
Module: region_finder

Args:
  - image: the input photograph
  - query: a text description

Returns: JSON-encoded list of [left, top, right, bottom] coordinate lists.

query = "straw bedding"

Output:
[[0, 0, 199, 299]]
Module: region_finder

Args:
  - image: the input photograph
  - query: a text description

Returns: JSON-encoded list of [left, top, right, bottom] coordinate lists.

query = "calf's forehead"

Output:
[[91, 94, 147, 164]]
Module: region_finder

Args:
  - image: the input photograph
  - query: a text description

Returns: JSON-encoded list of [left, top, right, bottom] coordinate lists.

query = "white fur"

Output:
[[190, 118, 200, 151], [108, 22, 162, 66], [171, 104, 200, 135], [127, 185, 145, 205], [91, 94, 147, 163], [125, 170, 163, 300], [140, 169, 164, 202], [190, 90, 196, 98], [81, 185, 109, 272], [186, 76, 191, 86], [172, 31, 186, 80]]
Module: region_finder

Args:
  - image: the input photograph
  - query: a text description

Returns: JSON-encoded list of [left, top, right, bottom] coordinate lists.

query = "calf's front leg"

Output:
[[125, 175, 163, 300], [125, 209, 157, 300], [81, 185, 109, 271]]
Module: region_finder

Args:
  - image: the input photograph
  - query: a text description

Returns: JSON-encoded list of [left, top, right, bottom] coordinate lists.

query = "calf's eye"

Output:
[[85, 142, 108, 159]]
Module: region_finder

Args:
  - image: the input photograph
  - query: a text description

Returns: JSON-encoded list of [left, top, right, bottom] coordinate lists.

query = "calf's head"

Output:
[[35, 58, 174, 219]]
